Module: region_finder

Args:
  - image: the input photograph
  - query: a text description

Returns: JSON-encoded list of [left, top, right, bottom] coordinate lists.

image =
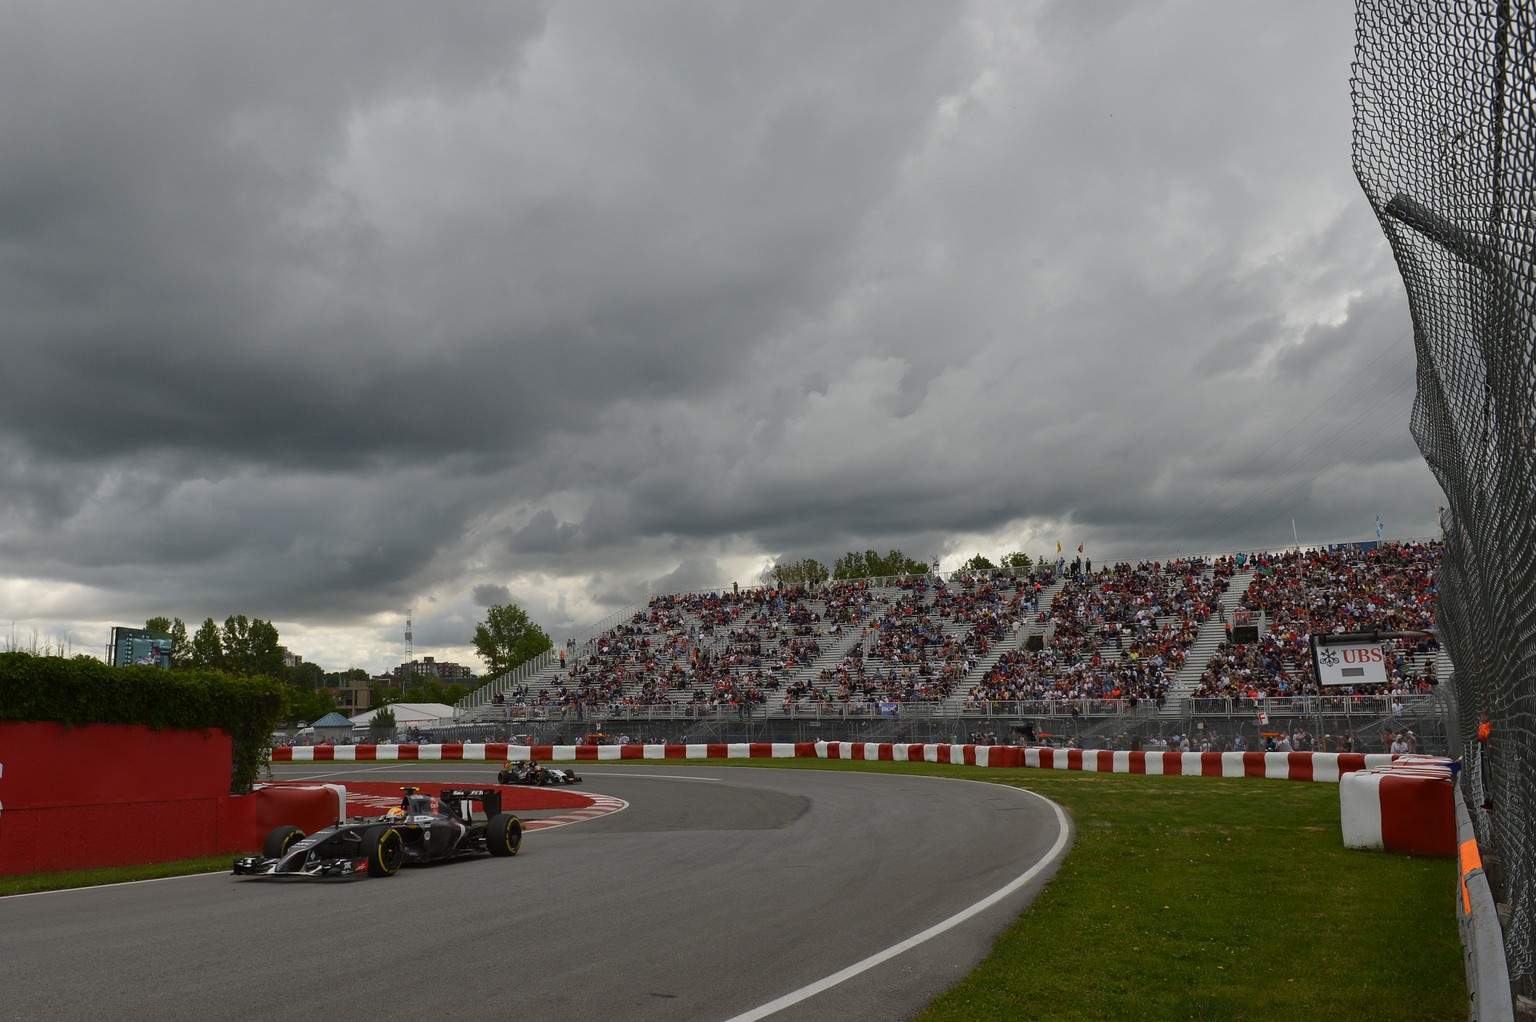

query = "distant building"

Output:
[[281, 649, 303, 669], [328, 674, 372, 713], [389, 656, 474, 683]]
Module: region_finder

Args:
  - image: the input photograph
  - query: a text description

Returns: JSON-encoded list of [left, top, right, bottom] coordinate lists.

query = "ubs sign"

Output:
[[1311, 637, 1389, 687]]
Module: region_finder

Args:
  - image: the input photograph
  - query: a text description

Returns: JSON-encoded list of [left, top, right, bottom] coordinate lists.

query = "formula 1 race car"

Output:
[[497, 760, 582, 786], [232, 787, 522, 880]]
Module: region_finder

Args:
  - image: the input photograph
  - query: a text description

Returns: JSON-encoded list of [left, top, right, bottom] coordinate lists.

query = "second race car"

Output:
[[497, 759, 582, 786]]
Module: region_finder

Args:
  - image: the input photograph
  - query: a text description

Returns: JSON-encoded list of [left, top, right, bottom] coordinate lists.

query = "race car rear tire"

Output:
[[486, 813, 523, 857], [364, 826, 405, 877], [262, 825, 306, 860]]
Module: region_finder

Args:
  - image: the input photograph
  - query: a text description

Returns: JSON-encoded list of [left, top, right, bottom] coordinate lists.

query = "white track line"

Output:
[[3, 871, 226, 900], [721, 791, 1072, 1022], [577, 772, 722, 781]]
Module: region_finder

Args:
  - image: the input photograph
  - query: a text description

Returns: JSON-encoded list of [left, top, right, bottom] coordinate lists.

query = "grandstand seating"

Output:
[[456, 541, 1447, 750]]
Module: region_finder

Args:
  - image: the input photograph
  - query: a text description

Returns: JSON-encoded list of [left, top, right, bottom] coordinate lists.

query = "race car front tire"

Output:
[[486, 813, 523, 857], [262, 825, 306, 860], [364, 826, 405, 877]]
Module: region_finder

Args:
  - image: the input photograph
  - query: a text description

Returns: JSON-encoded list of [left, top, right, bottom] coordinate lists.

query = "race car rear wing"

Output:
[[438, 788, 503, 820]]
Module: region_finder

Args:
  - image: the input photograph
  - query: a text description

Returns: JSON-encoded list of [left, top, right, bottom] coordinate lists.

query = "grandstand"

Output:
[[453, 540, 1449, 753]]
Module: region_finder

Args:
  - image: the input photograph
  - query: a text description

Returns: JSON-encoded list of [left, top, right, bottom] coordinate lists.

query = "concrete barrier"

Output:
[[1454, 788, 1514, 1021]]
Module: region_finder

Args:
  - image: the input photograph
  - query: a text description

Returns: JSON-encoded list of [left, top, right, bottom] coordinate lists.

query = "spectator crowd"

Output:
[[473, 541, 1443, 723]]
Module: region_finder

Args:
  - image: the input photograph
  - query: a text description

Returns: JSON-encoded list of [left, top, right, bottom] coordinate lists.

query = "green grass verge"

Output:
[[0, 854, 235, 897], [3, 758, 1466, 1020], [648, 757, 1467, 1021], [915, 766, 1463, 1022]]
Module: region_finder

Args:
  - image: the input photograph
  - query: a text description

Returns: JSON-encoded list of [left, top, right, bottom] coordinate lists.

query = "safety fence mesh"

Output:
[[1353, 0, 1536, 996]]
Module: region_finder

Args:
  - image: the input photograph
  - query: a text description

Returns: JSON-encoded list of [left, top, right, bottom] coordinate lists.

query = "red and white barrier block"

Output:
[[274, 742, 1392, 783], [1013, 748, 1394, 779], [1339, 755, 1457, 857]]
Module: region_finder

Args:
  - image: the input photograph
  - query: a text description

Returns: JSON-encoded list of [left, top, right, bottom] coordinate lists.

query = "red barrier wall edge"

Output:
[[254, 785, 346, 840], [0, 721, 243, 876]]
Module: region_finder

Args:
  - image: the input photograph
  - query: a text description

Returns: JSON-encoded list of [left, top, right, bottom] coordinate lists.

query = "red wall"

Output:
[[0, 721, 253, 875]]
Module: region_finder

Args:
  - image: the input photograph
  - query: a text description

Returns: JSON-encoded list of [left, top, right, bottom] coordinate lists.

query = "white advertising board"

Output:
[[1312, 640, 1390, 687]]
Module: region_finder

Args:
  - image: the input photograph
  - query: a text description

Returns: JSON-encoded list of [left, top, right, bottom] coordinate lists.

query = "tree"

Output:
[[169, 618, 189, 664], [145, 616, 190, 667], [763, 557, 830, 588], [397, 674, 472, 706], [177, 614, 285, 677], [369, 706, 396, 739], [1000, 551, 1033, 573], [402, 674, 446, 704], [221, 615, 285, 678], [285, 686, 336, 727], [325, 667, 369, 689], [370, 681, 400, 711], [288, 661, 325, 691], [960, 553, 997, 572], [473, 602, 553, 679], [831, 551, 867, 579], [187, 618, 225, 671], [832, 548, 931, 580]]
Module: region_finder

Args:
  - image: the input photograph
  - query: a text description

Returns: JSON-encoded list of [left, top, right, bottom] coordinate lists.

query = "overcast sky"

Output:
[[2, 0, 1446, 676]]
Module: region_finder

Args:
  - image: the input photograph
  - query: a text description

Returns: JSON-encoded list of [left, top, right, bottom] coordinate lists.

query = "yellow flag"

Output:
[[1056, 541, 1061, 554]]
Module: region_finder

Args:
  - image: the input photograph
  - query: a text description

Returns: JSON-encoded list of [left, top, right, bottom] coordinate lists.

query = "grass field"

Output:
[[0, 758, 1466, 1019]]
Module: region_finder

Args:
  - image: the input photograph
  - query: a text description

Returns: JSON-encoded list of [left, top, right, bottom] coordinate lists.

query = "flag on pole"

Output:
[[1375, 515, 1385, 542], [1056, 541, 1061, 554], [1077, 544, 1084, 554]]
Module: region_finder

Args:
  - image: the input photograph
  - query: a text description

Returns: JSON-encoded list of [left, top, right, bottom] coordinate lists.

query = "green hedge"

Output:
[[0, 652, 286, 793]]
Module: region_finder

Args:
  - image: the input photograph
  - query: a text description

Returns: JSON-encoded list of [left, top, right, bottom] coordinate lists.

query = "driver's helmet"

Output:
[[385, 806, 406, 821]]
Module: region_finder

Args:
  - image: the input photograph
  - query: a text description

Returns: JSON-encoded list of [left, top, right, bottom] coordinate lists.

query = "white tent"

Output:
[[349, 702, 456, 728]]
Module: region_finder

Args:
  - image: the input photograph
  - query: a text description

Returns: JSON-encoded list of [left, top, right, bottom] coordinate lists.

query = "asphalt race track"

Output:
[[1, 764, 1071, 1022]]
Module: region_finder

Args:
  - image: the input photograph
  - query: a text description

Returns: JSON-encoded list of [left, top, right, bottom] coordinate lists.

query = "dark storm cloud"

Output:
[[508, 509, 580, 555], [471, 584, 512, 607], [2, 1, 1447, 672], [649, 557, 730, 596]]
